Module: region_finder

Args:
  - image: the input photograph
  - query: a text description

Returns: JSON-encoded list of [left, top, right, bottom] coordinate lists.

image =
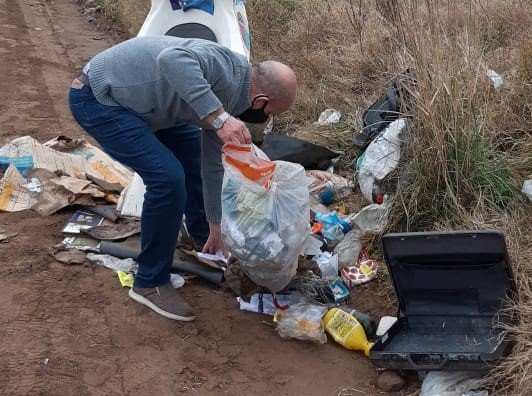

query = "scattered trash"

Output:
[[52, 249, 88, 265], [62, 236, 101, 251], [376, 316, 398, 337], [86, 253, 137, 273], [180, 249, 226, 269], [50, 175, 105, 198], [343, 308, 377, 339], [260, 134, 341, 170], [314, 211, 350, 247], [117, 270, 134, 287], [84, 221, 141, 241], [195, 251, 228, 264], [313, 108, 341, 127], [97, 236, 224, 285], [356, 118, 406, 203], [309, 195, 330, 218], [23, 178, 41, 193], [237, 293, 302, 316], [86, 173, 124, 193], [333, 228, 362, 270], [328, 279, 350, 303], [323, 307, 374, 356], [221, 144, 310, 292], [275, 303, 328, 344], [263, 118, 274, 135], [0, 165, 37, 212], [341, 250, 379, 287], [377, 371, 406, 393], [0, 135, 132, 184], [223, 258, 260, 300], [79, 204, 118, 222], [300, 234, 323, 257], [522, 179, 532, 201], [0, 135, 132, 214], [347, 202, 391, 233], [307, 170, 353, 205], [117, 270, 184, 289], [0, 230, 18, 242], [486, 69, 503, 89], [43, 358, 49, 365], [420, 371, 486, 396], [313, 251, 339, 280], [116, 172, 145, 218], [289, 275, 335, 304], [170, 273, 186, 289], [62, 209, 105, 234], [354, 69, 415, 150], [27, 169, 80, 215]]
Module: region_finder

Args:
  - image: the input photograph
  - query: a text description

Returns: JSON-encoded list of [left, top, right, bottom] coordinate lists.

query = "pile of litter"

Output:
[[1, 68, 517, 395]]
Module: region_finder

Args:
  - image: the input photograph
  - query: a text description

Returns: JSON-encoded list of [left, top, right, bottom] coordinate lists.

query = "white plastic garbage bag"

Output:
[[356, 118, 406, 203], [348, 201, 392, 233], [420, 371, 486, 396], [313, 251, 339, 280], [333, 229, 362, 270], [221, 144, 311, 292]]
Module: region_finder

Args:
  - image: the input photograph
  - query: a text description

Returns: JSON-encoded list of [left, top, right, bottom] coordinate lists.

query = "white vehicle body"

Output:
[[137, 0, 251, 60]]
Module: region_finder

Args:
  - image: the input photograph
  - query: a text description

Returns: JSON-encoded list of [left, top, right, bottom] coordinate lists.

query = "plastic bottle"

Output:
[[371, 183, 384, 204], [344, 308, 377, 339], [323, 308, 374, 357], [321, 224, 345, 247]]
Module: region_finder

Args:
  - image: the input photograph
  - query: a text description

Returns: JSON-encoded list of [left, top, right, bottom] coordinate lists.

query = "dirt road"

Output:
[[0, 1, 396, 395]]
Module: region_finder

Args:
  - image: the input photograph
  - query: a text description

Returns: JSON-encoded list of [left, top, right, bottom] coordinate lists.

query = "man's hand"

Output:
[[202, 223, 228, 257], [204, 107, 251, 144], [215, 116, 251, 145]]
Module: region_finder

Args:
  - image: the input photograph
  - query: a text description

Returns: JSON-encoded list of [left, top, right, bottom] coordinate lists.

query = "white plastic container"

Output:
[[137, 0, 251, 60]]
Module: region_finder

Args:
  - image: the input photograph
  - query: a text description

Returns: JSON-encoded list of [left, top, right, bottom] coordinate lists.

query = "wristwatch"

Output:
[[211, 112, 230, 130]]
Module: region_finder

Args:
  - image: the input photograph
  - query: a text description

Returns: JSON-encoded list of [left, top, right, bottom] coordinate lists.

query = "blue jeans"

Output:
[[68, 85, 209, 288]]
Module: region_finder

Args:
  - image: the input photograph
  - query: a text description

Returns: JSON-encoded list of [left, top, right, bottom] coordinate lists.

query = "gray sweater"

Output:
[[87, 36, 252, 223]]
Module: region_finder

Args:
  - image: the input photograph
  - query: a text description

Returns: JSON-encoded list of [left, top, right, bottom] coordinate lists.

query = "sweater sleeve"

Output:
[[201, 130, 224, 223], [157, 47, 223, 120]]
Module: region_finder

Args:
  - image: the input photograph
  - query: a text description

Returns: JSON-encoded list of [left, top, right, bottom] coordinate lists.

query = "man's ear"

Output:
[[252, 96, 269, 109]]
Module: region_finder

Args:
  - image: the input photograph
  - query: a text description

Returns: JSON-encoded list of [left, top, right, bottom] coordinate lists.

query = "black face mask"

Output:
[[237, 96, 270, 124]]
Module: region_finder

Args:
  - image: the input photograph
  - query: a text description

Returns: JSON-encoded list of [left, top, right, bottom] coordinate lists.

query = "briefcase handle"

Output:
[[407, 354, 449, 370]]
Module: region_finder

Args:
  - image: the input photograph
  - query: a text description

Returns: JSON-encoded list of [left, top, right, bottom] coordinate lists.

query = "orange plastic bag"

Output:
[[222, 144, 275, 187]]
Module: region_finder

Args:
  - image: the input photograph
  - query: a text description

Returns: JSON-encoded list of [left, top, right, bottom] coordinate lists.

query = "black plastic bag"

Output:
[[260, 134, 340, 170], [354, 69, 415, 150]]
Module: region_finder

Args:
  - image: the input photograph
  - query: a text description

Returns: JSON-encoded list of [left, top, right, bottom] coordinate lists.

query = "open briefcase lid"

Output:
[[382, 230, 516, 318]]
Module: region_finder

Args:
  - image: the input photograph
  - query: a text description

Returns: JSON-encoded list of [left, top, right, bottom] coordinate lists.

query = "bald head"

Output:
[[250, 61, 297, 115]]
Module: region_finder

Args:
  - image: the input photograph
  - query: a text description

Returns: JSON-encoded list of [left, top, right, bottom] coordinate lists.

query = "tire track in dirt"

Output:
[[0, 0, 57, 139]]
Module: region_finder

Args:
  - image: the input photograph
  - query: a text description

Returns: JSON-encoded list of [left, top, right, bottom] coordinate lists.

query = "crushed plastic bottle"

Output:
[[315, 211, 351, 247]]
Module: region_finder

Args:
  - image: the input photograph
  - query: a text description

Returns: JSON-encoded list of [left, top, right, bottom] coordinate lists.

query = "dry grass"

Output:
[[95, 0, 150, 35], [92, 0, 531, 394], [251, 2, 532, 394]]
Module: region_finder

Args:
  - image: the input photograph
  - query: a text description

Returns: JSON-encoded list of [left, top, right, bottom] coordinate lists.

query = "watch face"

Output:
[[212, 117, 223, 129]]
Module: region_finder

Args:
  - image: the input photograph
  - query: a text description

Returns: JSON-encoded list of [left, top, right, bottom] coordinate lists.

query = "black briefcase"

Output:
[[370, 231, 517, 371]]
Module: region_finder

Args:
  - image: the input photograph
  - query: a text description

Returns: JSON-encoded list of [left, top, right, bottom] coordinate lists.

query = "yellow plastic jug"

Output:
[[323, 308, 374, 357]]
